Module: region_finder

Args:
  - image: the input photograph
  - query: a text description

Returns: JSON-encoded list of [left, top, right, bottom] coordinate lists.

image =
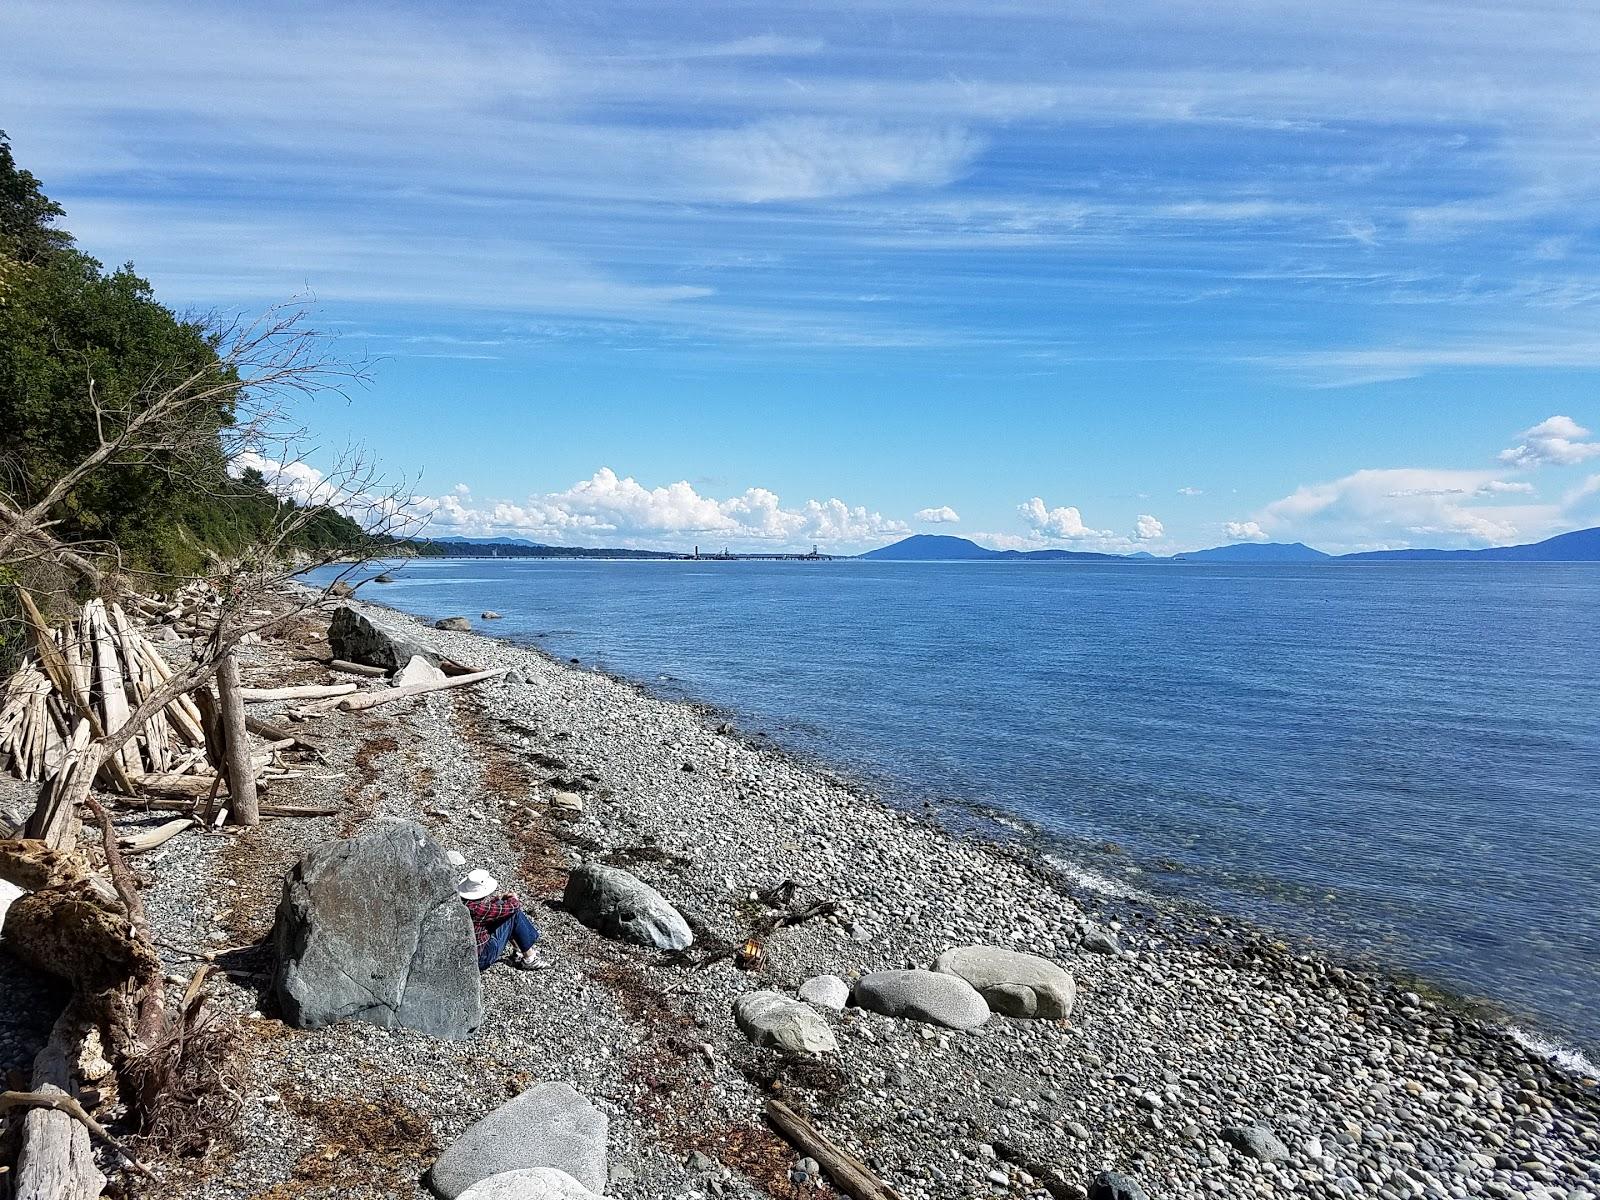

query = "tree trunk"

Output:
[[215, 652, 259, 827]]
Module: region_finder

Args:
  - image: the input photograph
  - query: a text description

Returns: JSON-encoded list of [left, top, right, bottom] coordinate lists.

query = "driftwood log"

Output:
[[327, 659, 388, 677], [765, 1099, 905, 1200], [238, 682, 356, 702], [6, 1012, 106, 1200], [336, 667, 509, 712]]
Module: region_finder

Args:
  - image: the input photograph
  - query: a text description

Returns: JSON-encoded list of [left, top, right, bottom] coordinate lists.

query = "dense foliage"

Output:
[[0, 131, 366, 584]]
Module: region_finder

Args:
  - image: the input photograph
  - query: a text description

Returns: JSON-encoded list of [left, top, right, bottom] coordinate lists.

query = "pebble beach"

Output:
[[3, 591, 1598, 1200]]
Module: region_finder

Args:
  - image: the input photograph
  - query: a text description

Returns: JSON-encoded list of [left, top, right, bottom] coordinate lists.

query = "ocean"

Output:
[[301, 557, 1600, 1064]]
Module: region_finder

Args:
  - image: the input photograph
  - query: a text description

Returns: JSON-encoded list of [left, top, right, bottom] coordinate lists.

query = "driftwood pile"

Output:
[[0, 598, 208, 788]]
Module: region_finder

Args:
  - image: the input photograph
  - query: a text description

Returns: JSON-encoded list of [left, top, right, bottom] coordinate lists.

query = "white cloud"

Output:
[[915, 505, 960, 524], [1134, 514, 1164, 540], [1017, 496, 1112, 541], [1224, 521, 1269, 542], [688, 118, 981, 203], [231, 450, 336, 507], [1498, 415, 1600, 468], [1177, 486, 1204, 496], [412, 467, 905, 551]]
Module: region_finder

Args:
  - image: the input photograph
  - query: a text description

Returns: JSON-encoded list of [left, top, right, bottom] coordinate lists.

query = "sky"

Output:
[[4, 0, 1600, 554]]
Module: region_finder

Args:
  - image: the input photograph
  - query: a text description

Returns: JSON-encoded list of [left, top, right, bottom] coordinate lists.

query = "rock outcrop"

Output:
[[933, 945, 1076, 1019], [733, 990, 838, 1054], [562, 863, 692, 950], [427, 1082, 608, 1199], [328, 606, 437, 673], [852, 969, 990, 1030], [273, 820, 482, 1039]]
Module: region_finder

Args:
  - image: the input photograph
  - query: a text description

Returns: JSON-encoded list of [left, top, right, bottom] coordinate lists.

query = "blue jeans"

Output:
[[478, 909, 539, 970]]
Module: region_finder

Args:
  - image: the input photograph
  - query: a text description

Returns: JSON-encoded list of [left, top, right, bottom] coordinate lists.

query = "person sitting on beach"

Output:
[[456, 867, 549, 971]]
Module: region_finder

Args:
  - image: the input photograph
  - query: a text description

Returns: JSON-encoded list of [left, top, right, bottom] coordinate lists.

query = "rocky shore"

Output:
[[3, 593, 1598, 1200]]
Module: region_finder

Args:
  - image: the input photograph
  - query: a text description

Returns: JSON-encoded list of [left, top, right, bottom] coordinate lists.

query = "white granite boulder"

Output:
[[563, 863, 692, 951], [933, 945, 1076, 1019], [396, 655, 449, 687], [457, 1167, 600, 1200], [852, 969, 990, 1030], [427, 1082, 608, 1198], [733, 990, 838, 1054], [798, 974, 850, 1011]]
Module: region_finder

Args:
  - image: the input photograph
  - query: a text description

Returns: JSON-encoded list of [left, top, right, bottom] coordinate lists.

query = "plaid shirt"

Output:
[[464, 894, 520, 953]]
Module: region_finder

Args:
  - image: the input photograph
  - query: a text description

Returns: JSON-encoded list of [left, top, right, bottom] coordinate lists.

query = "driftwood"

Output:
[[238, 682, 356, 702], [336, 667, 509, 711], [216, 652, 259, 826], [107, 795, 339, 819], [117, 818, 195, 854], [243, 715, 323, 753], [765, 1099, 904, 1200], [6, 1012, 106, 1200], [327, 659, 388, 677]]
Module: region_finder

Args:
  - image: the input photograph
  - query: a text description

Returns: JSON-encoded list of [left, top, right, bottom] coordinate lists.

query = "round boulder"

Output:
[[562, 863, 692, 951], [852, 969, 990, 1030], [457, 1168, 600, 1200], [733, 990, 838, 1055], [798, 974, 850, 1011], [933, 945, 1076, 1019]]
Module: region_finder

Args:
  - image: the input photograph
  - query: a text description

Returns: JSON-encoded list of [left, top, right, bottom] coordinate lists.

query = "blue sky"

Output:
[[4, 0, 1600, 552]]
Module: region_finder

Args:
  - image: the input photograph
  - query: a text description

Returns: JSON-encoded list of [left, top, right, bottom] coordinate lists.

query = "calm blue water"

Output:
[[305, 558, 1600, 1059]]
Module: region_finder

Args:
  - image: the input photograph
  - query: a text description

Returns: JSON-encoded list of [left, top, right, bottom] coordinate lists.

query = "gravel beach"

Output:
[[3, 592, 1597, 1200]]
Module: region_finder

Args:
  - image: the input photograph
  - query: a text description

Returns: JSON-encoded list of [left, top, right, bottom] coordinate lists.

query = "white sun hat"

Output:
[[456, 869, 499, 901]]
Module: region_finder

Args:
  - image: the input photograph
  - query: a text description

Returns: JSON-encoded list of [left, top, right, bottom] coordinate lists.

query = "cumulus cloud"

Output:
[[231, 449, 336, 506], [1224, 521, 1269, 541], [1134, 514, 1164, 540], [915, 505, 960, 523], [1017, 496, 1112, 540], [1499, 416, 1600, 469], [412, 467, 906, 551]]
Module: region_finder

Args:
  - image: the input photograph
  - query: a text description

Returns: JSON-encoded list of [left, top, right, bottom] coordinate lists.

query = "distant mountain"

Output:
[[1177, 542, 1330, 563], [1338, 525, 1600, 562], [860, 535, 1004, 561], [859, 534, 1128, 562]]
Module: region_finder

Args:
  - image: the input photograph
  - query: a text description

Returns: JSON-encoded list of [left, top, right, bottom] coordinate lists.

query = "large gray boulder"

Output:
[[427, 1082, 608, 1198], [933, 945, 1076, 1019], [562, 863, 692, 950], [457, 1168, 600, 1200], [273, 820, 482, 1039], [852, 969, 990, 1030], [328, 605, 437, 673], [1222, 1124, 1290, 1163], [733, 990, 838, 1055]]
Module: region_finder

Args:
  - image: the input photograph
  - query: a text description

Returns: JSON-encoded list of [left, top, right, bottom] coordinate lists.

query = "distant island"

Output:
[[857, 527, 1600, 563]]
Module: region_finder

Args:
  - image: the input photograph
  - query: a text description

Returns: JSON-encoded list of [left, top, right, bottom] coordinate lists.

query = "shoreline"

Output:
[[9, 588, 1597, 1200], [343, 582, 1600, 1079]]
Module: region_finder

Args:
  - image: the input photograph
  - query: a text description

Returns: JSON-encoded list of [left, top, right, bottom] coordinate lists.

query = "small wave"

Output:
[[1506, 1024, 1600, 1078], [1044, 853, 1148, 900]]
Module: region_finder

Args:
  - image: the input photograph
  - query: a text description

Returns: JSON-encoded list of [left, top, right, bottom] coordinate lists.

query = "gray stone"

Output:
[[427, 1082, 608, 1198], [851, 969, 990, 1030], [1082, 926, 1120, 954], [733, 990, 838, 1054], [435, 616, 473, 632], [482, 611, 503, 620], [273, 820, 482, 1039], [933, 945, 1076, 1019], [1223, 1123, 1291, 1163], [798, 974, 850, 1011], [562, 863, 692, 950], [397, 655, 449, 687], [456, 1168, 600, 1200], [1089, 1170, 1149, 1200], [374, 573, 397, 583], [329, 605, 437, 673]]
